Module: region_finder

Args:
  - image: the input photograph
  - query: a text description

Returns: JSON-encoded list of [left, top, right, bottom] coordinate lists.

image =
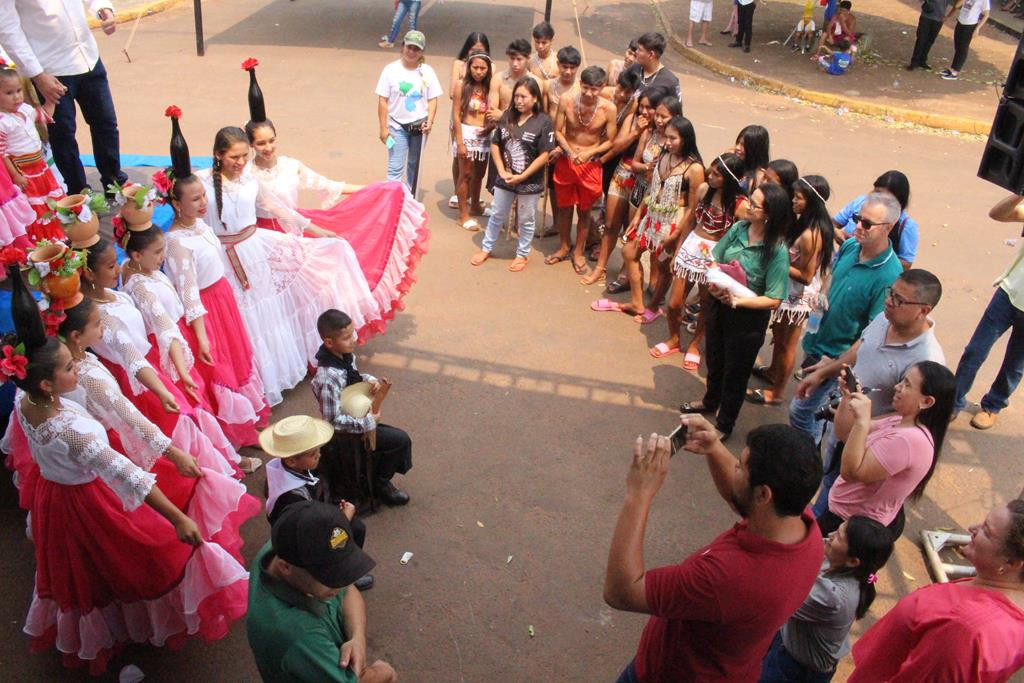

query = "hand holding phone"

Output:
[[669, 424, 688, 456], [841, 365, 862, 394], [385, 135, 396, 150]]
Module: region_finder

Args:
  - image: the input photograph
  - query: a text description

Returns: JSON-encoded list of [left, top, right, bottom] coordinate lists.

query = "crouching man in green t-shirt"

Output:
[[247, 500, 397, 682]]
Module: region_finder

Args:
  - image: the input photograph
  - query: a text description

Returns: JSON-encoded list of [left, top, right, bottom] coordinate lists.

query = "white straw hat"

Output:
[[259, 415, 334, 458]]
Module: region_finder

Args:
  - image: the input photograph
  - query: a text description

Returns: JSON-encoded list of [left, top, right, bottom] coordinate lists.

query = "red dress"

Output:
[[0, 103, 66, 242]]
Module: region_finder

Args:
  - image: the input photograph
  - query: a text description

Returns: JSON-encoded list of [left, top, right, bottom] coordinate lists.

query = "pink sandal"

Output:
[[635, 308, 663, 324], [591, 298, 623, 312], [683, 351, 701, 371], [650, 343, 681, 359]]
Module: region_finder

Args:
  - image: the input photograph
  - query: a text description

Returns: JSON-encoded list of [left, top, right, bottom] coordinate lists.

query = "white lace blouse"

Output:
[[122, 272, 194, 382], [163, 220, 221, 323], [17, 398, 156, 511], [65, 352, 172, 471], [92, 290, 155, 396], [247, 156, 346, 212], [196, 168, 311, 236]]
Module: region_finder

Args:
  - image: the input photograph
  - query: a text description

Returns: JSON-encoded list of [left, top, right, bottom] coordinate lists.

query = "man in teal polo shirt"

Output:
[[247, 500, 397, 682], [789, 192, 904, 441]]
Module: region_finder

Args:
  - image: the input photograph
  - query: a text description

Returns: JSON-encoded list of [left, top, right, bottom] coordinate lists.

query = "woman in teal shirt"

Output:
[[682, 182, 791, 438]]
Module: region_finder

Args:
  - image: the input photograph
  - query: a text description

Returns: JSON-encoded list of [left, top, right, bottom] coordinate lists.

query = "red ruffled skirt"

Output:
[[25, 475, 249, 675], [177, 277, 269, 447], [98, 357, 242, 479], [9, 153, 65, 243], [255, 181, 430, 342]]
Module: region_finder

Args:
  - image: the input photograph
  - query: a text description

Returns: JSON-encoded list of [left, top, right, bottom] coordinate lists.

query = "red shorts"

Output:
[[553, 157, 603, 210]]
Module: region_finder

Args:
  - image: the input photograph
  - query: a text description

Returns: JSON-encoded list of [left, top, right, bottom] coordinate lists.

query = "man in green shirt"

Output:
[[247, 500, 396, 682], [790, 192, 904, 442]]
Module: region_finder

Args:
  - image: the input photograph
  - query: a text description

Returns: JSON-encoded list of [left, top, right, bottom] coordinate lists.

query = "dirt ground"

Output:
[[1, 0, 1024, 681], [654, 0, 1018, 123]]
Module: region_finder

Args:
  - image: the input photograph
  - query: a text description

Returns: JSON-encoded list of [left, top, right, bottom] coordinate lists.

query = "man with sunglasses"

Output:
[[789, 193, 905, 443], [794, 269, 945, 514], [952, 192, 1024, 429]]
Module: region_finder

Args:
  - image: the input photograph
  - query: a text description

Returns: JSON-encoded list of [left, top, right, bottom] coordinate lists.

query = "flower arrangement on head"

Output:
[[41, 190, 108, 228], [26, 239, 87, 310]]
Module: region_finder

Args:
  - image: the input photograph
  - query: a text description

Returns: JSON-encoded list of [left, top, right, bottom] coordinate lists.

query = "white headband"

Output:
[[798, 176, 827, 205], [716, 155, 741, 186]]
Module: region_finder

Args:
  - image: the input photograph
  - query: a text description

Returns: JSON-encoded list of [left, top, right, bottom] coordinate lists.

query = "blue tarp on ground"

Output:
[[81, 154, 214, 169]]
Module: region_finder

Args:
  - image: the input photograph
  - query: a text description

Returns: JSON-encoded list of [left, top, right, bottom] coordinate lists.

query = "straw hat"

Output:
[[259, 415, 334, 458], [340, 381, 374, 418]]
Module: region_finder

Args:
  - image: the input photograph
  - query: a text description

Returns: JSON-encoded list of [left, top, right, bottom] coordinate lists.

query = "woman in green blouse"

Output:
[[681, 182, 791, 438]]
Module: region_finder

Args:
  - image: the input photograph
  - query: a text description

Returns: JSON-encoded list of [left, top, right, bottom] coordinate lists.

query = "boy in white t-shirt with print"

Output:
[[374, 30, 443, 192]]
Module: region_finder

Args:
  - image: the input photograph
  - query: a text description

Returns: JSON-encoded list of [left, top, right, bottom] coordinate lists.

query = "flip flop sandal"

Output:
[[745, 388, 782, 406], [683, 351, 701, 371], [650, 342, 681, 359], [572, 259, 590, 276], [637, 308, 663, 324], [461, 219, 480, 231], [591, 298, 623, 312], [508, 257, 528, 272], [448, 194, 459, 208], [606, 279, 629, 294], [751, 365, 773, 382], [545, 252, 570, 265]]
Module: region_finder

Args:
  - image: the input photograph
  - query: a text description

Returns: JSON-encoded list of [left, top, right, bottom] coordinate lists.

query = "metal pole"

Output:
[[544, 0, 552, 23], [193, 0, 205, 56]]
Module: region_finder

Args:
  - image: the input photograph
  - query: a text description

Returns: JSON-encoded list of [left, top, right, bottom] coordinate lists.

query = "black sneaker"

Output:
[[941, 69, 959, 81]]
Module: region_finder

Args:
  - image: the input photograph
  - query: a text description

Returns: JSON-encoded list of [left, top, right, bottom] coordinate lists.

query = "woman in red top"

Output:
[[849, 498, 1024, 682]]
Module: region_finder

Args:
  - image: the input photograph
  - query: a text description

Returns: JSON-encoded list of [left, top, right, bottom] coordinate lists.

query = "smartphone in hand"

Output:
[[842, 365, 862, 394], [669, 424, 688, 456]]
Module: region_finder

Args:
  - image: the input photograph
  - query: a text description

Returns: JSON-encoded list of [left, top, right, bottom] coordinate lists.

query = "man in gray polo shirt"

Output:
[[795, 269, 945, 518]]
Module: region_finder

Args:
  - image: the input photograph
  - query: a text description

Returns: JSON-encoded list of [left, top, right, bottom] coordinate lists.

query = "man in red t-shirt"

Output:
[[604, 420, 825, 682]]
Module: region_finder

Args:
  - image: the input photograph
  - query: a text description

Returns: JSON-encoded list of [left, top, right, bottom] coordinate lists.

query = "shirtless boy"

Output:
[[547, 66, 617, 276], [546, 46, 581, 121], [488, 39, 542, 124], [529, 22, 558, 82]]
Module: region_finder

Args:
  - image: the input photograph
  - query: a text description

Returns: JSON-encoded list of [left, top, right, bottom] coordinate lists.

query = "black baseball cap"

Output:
[[271, 501, 376, 589]]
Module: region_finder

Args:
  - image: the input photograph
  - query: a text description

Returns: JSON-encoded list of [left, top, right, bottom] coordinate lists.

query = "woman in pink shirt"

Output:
[[849, 499, 1024, 682], [818, 360, 955, 538]]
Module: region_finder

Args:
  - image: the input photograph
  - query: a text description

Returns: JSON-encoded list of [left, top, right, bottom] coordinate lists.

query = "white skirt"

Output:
[[672, 231, 718, 283], [772, 274, 823, 325], [450, 123, 490, 161], [223, 229, 381, 405]]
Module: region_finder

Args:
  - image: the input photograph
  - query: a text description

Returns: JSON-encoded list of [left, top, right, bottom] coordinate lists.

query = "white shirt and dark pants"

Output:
[[950, 0, 989, 73], [0, 0, 128, 194]]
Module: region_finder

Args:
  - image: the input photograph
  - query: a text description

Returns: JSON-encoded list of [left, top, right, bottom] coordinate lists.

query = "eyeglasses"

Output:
[[852, 213, 892, 230], [885, 286, 928, 308]]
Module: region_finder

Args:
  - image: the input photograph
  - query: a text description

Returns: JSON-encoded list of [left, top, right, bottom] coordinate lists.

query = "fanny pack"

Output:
[[397, 118, 427, 136]]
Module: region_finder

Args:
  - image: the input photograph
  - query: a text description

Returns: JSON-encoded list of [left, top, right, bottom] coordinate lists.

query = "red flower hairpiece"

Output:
[[0, 344, 28, 382], [152, 170, 173, 197], [0, 245, 26, 268], [42, 309, 66, 338], [164, 105, 182, 119], [111, 215, 129, 248], [241, 57, 259, 71]]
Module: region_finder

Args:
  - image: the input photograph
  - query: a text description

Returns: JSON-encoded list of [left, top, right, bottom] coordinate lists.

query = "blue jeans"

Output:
[[615, 660, 639, 683], [954, 287, 1024, 414], [482, 188, 539, 258], [812, 426, 839, 518], [386, 0, 421, 43], [45, 58, 127, 193], [789, 376, 837, 444], [386, 125, 425, 192], [759, 631, 836, 682]]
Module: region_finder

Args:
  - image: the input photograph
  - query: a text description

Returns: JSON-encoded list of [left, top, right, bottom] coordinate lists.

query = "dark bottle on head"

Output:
[[247, 69, 266, 124]]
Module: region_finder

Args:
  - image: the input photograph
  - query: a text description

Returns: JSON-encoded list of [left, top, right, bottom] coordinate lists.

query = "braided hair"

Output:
[[211, 126, 248, 224]]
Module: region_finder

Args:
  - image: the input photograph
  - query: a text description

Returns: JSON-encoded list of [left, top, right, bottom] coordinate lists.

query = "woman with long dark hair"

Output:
[[734, 124, 770, 194], [470, 77, 554, 272], [749, 175, 834, 405], [452, 50, 494, 230], [681, 181, 791, 439], [447, 32, 490, 207], [820, 360, 956, 538], [761, 516, 894, 681]]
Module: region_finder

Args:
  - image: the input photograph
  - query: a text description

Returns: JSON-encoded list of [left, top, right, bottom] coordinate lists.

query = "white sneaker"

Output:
[[448, 194, 459, 208]]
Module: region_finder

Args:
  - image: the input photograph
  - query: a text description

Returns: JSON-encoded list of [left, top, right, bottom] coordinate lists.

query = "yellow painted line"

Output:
[[87, 0, 184, 28], [649, 0, 992, 136]]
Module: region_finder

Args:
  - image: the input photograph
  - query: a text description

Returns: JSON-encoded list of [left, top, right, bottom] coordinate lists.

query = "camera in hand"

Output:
[[669, 424, 688, 455], [813, 367, 862, 422]]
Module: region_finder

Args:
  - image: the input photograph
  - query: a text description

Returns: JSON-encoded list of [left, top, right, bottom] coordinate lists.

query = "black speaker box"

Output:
[[979, 98, 1024, 193]]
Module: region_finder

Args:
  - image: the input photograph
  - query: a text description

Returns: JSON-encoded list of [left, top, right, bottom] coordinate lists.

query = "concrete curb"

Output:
[[649, 0, 993, 136], [87, 0, 184, 29]]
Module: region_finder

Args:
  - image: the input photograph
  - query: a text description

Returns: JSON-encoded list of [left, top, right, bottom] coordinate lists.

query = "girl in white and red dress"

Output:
[[198, 125, 385, 406], [0, 67, 65, 242], [121, 224, 265, 449], [3, 265, 249, 675], [158, 107, 268, 438], [77, 233, 259, 475], [242, 60, 429, 331]]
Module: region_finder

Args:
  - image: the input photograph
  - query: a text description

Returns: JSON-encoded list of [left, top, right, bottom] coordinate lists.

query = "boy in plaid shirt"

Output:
[[312, 309, 412, 507]]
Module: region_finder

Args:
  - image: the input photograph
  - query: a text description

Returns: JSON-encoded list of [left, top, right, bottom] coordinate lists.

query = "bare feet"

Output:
[[580, 267, 605, 286], [470, 250, 490, 266], [508, 256, 528, 272]]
